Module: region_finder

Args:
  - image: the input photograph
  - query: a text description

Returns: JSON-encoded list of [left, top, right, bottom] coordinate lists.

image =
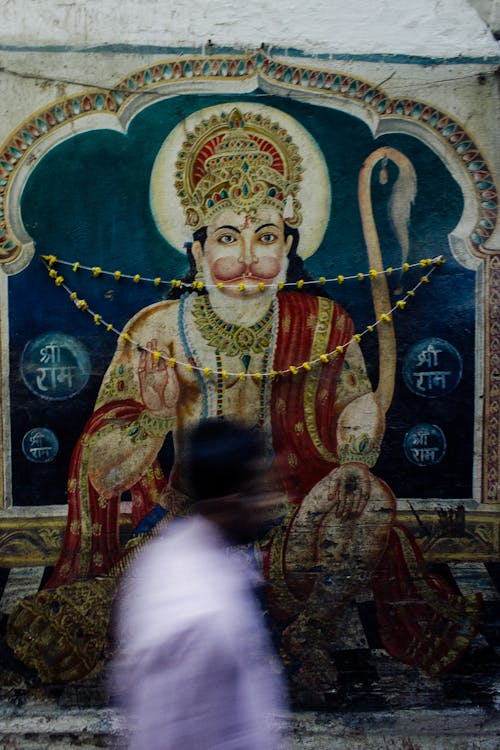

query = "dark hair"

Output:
[[184, 419, 264, 501], [282, 225, 331, 298], [165, 224, 331, 300], [166, 227, 206, 297]]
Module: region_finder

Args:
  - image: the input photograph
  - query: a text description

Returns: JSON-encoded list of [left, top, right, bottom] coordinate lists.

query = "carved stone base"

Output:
[[0, 510, 498, 567]]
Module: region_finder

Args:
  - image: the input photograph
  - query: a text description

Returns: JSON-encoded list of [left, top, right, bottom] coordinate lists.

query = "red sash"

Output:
[[271, 292, 354, 501]]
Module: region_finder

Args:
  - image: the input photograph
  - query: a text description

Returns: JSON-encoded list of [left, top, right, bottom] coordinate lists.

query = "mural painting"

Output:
[[0, 52, 498, 707]]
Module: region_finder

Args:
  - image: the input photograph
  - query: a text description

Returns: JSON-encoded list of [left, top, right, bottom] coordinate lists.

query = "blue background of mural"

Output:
[[8, 92, 474, 505]]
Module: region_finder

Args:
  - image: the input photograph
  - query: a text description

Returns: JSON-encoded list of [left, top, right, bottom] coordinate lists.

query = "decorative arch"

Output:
[[0, 50, 497, 274]]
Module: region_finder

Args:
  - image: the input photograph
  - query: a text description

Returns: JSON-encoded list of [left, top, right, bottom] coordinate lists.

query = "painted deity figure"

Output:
[[7, 104, 481, 692]]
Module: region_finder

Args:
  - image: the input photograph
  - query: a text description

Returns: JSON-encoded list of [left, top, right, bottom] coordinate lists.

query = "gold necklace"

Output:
[[192, 294, 274, 358]]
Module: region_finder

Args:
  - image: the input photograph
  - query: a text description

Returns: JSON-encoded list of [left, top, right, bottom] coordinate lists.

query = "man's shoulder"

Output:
[[128, 518, 241, 611], [139, 516, 222, 567]]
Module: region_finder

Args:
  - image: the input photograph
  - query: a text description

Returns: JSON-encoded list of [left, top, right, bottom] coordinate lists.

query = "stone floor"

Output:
[[0, 635, 498, 749], [0, 702, 498, 749]]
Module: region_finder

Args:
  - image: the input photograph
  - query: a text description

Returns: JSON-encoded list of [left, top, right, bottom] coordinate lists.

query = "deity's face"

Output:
[[193, 207, 293, 298]]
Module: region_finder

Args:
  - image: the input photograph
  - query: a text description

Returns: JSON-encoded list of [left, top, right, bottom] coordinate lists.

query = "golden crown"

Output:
[[174, 108, 303, 230]]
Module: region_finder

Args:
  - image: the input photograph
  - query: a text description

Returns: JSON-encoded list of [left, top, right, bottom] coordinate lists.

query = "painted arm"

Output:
[[88, 328, 180, 498], [327, 341, 385, 520], [336, 340, 385, 456], [276, 340, 394, 611]]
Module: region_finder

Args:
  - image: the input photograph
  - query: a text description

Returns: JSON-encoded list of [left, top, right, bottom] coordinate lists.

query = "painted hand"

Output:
[[327, 462, 372, 522], [138, 339, 180, 417]]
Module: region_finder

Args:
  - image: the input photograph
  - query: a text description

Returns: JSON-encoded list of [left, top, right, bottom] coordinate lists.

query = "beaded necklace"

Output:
[[189, 293, 276, 427], [192, 293, 274, 360]]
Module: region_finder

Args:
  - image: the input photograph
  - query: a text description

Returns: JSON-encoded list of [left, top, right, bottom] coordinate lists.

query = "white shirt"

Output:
[[111, 515, 288, 750]]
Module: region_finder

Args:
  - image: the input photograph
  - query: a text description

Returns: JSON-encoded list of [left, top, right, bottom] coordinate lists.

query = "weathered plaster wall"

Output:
[[0, 0, 499, 56], [469, 0, 500, 37], [0, 1, 499, 748]]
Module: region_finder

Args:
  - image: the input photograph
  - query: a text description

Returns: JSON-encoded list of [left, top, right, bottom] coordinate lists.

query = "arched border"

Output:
[[0, 50, 497, 269]]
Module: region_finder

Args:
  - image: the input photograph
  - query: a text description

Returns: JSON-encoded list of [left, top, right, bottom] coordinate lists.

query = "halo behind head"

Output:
[[150, 102, 331, 259]]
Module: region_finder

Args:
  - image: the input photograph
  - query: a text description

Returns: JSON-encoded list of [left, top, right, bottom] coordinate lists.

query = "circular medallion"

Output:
[[403, 423, 447, 466], [22, 428, 59, 463], [235, 327, 256, 351], [402, 337, 462, 398], [21, 332, 91, 400]]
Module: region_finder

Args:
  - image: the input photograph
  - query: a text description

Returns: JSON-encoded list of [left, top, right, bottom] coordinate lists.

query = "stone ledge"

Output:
[[2, 510, 500, 566], [0, 705, 499, 749]]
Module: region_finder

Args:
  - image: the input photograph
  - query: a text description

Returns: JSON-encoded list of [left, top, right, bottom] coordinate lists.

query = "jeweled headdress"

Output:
[[175, 107, 303, 230], [150, 102, 331, 259]]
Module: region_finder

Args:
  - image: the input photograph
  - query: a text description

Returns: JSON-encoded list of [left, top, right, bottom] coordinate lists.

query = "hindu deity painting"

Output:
[[0, 52, 498, 704]]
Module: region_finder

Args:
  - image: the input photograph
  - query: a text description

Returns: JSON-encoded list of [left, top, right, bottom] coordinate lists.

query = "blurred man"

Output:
[[110, 419, 288, 750]]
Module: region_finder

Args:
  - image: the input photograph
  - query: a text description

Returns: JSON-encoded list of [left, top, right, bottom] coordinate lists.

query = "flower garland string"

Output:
[[42, 253, 440, 293], [41, 255, 444, 380]]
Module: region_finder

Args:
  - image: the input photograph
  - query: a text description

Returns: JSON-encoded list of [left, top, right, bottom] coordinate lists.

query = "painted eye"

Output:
[[218, 233, 237, 244], [259, 233, 277, 244]]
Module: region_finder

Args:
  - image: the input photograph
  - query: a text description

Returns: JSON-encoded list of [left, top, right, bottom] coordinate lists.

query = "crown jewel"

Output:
[[175, 108, 303, 230]]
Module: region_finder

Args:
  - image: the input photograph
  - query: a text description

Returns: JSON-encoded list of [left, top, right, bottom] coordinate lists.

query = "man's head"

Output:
[[185, 419, 263, 501], [184, 419, 275, 543]]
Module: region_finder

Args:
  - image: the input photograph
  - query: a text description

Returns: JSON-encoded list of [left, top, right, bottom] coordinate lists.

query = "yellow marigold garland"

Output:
[[41, 254, 443, 379]]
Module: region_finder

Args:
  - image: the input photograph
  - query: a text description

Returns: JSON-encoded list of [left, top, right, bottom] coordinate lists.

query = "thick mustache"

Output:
[[212, 257, 281, 282], [223, 272, 269, 282]]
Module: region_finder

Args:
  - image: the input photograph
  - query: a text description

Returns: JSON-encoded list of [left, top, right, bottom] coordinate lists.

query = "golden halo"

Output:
[[150, 102, 331, 260]]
